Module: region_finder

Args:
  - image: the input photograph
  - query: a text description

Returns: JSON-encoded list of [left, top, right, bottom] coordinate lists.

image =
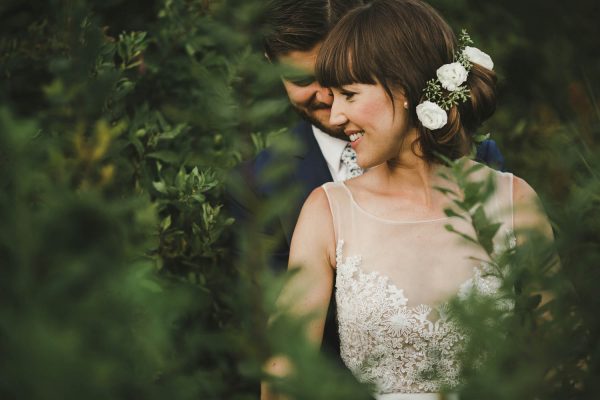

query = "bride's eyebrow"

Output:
[[339, 83, 361, 91], [338, 87, 357, 94]]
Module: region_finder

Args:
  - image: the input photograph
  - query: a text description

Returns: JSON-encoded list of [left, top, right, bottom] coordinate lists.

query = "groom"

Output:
[[230, 0, 504, 366]]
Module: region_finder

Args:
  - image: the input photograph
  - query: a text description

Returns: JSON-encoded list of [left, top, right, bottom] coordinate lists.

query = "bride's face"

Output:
[[329, 83, 411, 169]]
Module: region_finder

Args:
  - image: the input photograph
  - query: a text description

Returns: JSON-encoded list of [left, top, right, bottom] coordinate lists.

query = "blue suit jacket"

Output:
[[228, 119, 504, 367]]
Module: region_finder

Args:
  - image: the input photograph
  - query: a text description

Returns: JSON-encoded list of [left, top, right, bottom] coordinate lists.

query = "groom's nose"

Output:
[[314, 85, 333, 106]]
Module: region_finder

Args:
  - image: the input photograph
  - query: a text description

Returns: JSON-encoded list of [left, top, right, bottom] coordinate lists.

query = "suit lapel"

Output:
[[296, 123, 333, 197], [279, 121, 333, 244]]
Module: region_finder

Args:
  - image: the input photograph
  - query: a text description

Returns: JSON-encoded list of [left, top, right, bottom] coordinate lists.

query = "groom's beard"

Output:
[[294, 102, 348, 141]]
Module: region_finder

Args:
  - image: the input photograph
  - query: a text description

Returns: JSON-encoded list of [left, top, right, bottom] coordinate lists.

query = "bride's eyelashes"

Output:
[[339, 89, 357, 101]]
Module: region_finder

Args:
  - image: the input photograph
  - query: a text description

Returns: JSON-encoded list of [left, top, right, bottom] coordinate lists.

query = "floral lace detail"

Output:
[[335, 239, 507, 394], [458, 228, 516, 310], [457, 261, 501, 299]]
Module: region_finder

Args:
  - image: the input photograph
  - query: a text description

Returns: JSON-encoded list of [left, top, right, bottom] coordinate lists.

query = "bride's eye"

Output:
[[340, 90, 356, 100]]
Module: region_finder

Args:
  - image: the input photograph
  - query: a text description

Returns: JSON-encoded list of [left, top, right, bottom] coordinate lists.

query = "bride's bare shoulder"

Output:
[[301, 186, 331, 214], [297, 187, 335, 239], [293, 186, 337, 269]]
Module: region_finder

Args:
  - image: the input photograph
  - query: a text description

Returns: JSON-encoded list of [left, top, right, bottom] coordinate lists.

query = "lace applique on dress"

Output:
[[324, 170, 515, 395], [458, 228, 517, 310], [335, 239, 508, 394]]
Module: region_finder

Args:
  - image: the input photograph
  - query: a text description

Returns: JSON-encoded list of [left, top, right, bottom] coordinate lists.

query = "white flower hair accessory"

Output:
[[463, 46, 494, 70], [416, 30, 494, 131], [416, 101, 447, 130], [436, 62, 468, 92]]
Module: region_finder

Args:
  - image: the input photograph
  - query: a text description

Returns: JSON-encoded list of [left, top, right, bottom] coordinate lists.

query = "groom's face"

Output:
[[279, 44, 347, 140]]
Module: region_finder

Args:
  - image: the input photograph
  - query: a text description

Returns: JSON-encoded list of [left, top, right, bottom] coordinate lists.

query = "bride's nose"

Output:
[[329, 97, 348, 126]]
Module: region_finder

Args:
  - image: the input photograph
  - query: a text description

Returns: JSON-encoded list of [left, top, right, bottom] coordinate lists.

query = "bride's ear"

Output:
[[393, 89, 409, 109]]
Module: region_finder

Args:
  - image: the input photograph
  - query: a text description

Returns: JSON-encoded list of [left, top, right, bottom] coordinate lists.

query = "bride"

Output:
[[262, 0, 554, 398]]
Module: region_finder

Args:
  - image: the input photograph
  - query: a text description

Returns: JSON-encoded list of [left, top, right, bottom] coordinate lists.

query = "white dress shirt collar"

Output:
[[312, 125, 349, 182]]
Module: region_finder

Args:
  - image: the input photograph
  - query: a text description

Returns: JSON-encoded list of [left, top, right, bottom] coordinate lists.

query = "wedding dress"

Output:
[[322, 166, 515, 400]]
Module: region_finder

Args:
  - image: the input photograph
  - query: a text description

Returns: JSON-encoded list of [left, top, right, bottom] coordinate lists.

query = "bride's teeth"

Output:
[[349, 131, 364, 142]]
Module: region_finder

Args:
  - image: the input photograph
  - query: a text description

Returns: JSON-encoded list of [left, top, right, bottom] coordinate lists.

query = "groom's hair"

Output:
[[263, 0, 365, 61]]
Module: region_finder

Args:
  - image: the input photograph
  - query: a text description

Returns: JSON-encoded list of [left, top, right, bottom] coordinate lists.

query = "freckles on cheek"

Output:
[[361, 98, 392, 122], [360, 102, 379, 115]]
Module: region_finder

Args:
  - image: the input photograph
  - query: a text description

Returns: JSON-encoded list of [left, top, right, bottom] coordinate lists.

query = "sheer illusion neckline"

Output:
[[340, 182, 450, 225]]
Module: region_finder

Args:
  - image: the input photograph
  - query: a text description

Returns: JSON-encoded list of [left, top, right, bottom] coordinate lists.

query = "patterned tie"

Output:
[[341, 143, 363, 179]]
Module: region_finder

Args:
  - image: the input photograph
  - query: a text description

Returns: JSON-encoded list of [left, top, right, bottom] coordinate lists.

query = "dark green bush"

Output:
[[1, 0, 598, 399]]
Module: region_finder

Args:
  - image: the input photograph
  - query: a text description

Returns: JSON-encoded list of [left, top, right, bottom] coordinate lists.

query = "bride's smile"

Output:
[[329, 83, 413, 170]]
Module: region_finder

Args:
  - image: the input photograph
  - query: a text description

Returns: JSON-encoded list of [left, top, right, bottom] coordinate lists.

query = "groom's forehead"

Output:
[[279, 45, 321, 72]]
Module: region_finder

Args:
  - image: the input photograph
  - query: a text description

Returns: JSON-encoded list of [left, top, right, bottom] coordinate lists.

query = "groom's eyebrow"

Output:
[[280, 68, 316, 86], [285, 74, 316, 86]]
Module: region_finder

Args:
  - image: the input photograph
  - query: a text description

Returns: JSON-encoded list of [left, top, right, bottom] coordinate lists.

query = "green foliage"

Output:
[[454, 29, 474, 68], [0, 0, 302, 398], [423, 78, 471, 111], [1, 0, 599, 399], [437, 159, 501, 255], [436, 120, 600, 399], [422, 29, 473, 111]]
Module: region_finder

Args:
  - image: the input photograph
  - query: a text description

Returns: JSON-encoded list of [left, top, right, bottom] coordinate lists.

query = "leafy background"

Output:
[[0, 0, 598, 399]]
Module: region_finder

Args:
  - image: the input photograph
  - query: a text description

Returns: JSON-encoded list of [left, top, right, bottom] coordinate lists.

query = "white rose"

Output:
[[416, 101, 447, 130], [463, 46, 494, 70], [436, 62, 468, 92]]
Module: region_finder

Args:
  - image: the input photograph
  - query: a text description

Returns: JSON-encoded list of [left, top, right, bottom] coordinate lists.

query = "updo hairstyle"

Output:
[[315, 0, 497, 163]]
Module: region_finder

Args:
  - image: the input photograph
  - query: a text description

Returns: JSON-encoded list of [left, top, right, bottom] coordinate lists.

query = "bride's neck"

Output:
[[387, 144, 436, 179], [373, 150, 447, 207]]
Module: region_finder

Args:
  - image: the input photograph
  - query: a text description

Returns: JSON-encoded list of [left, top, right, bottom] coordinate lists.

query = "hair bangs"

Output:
[[315, 9, 378, 88]]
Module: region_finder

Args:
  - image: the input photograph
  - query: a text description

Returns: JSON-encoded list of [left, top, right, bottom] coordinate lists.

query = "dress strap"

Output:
[[482, 170, 515, 251], [322, 181, 353, 262]]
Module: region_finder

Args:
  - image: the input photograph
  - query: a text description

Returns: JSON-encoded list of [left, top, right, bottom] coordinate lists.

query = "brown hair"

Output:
[[263, 0, 365, 60], [315, 0, 497, 163]]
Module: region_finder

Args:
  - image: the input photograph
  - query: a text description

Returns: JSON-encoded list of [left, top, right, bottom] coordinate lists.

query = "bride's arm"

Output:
[[284, 187, 337, 342], [261, 187, 337, 400]]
